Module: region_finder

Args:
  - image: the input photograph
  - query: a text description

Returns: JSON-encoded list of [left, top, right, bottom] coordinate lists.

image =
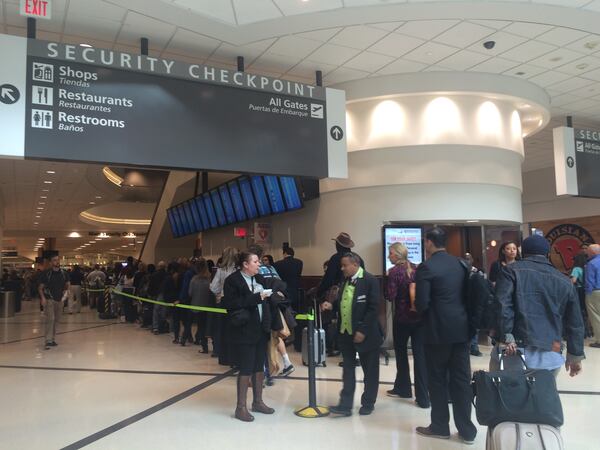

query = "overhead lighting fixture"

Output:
[[102, 167, 124, 187], [466, 220, 479, 223], [515, 71, 526, 76], [121, 245, 128, 248], [94, 238, 102, 241], [39, 202, 45, 205], [37, 207, 44, 210], [46, 170, 55, 174], [42, 189, 49, 192], [95, 196, 102, 199], [80, 211, 151, 226], [40, 196, 47, 199], [89, 202, 96, 205], [124, 233, 137, 239], [43, 180, 52, 184], [68, 232, 81, 238], [80, 43, 92, 48], [33, 222, 39, 225]]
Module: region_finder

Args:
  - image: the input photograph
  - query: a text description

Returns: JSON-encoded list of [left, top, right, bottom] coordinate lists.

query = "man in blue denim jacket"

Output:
[[495, 235, 585, 377]]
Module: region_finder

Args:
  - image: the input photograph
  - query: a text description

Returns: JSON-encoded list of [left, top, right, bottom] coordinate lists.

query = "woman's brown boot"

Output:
[[251, 372, 275, 414], [235, 375, 255, 422]]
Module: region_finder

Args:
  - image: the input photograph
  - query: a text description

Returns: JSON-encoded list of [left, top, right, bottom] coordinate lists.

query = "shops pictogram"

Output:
[[31, 109, 53, 129], [32, 62, 54, 82], [566, 156, 575, 168], [32, 85, 53, 106], [0, 84, 20, 104], [330, 125, 343, 141]]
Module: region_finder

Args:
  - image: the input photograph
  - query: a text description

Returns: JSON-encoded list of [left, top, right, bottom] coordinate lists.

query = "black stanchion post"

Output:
[[294, 306, 329, 418]]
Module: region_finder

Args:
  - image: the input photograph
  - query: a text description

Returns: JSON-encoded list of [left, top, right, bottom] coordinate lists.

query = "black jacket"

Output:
[[495, 255, 584, 357], [274, 256, 303, 303], [147, 268, 167, 298], [336, 270, 383, 353], [222, 271, 272, 345], [416, 250, 470, 345]]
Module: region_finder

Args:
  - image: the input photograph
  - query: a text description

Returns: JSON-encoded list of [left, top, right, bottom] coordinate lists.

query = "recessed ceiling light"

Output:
[[43, 181, 52, 184], [95, 238, 102, 241], [40, 196, 47, 199], [89, 202, 96, 205], [95, 196, 102, 199], [80, 43, 92, 48], [68, 232, 81, 238], [549, 56, 562, 62], [515, 71, 526, 76], [466, 220, 479, 223], [584, 41, 599, 50], [42, 189, 49, 192], [33, 222, 39, 225], [38, 202, 45, 205], [121, 245, 128, 248], [46, 170, 55, 174], [35, 216, 41, 219], [37, 207, 44, 210], [576, 63, 589, 70]]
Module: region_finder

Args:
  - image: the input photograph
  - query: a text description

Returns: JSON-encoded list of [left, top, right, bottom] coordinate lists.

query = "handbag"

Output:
[[229, 308, 250, 327], [283, 306, 297, 329], [472, 353, 564, 428], [277, 310, 291, 339]]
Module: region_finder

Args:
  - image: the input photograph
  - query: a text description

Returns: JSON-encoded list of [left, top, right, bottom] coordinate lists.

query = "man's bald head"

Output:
[[588, 244, 600, 257], [157, 261, 166, 270]]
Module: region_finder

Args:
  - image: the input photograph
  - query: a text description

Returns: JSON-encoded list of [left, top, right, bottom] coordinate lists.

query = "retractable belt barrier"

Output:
[[110, 289, 314, 321]]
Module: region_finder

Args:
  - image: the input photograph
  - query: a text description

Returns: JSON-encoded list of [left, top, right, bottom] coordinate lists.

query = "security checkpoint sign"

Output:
[[20, 0, 52, 20], [0, 34, 347, 179], [554, 126, 600, 198]]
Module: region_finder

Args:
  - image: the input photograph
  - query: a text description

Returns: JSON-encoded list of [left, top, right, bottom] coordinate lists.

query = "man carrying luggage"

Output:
[[38, 254, 69, 350], [494, 235, 585, 377], [329, 252, 382, 417]]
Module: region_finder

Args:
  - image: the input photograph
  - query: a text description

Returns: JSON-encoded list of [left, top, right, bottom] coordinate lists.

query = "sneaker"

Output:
[[358, 405, 374, 415], [329, 405, 352, 416], [416, 426, 450, 440], [386, 390, 411, 398], [48, 341, 58, 347], [281, 365, 295, 377], [172, 338, 179, 344], [590, 342, 600, 348], [44, 343, 51, 350], [265, 377, 275, 386], [470, 348, 483, 357]]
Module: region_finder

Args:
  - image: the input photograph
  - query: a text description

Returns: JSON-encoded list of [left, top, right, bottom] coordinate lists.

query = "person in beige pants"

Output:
[[585, 244, 600, 348], [38, 255, 69, 350]]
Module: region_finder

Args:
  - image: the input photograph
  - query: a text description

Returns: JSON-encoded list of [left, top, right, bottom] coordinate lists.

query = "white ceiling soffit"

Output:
[[106, 0, 600, 45]]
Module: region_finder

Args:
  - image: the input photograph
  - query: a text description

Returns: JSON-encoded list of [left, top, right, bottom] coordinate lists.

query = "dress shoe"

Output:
[[329, 405, 352, 416], [358, 405, 374, 415], [48, 341, 58, 347], [416, 426, 450, 440], [415, 400, 430, 409], [590, 342, 600, 348], [386, 389, 411, 398]]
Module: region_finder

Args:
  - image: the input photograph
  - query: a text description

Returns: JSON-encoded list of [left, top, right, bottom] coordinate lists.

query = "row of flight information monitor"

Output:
[[167, 175, 303, 238]]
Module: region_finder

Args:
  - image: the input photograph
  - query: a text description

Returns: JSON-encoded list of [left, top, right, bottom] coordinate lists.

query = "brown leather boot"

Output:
[[251, 372, 275, 414], [235, 375, 254, 422]]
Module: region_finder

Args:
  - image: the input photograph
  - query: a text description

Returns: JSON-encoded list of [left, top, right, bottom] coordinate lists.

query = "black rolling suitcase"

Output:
[[302, 298, 327, 367]]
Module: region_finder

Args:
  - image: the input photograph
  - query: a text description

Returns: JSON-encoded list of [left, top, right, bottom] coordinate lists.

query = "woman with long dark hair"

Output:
[[222, 251, 273, 422], [489, 241, 520, 285]]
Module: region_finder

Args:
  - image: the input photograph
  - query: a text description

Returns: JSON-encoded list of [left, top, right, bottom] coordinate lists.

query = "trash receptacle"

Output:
[[0, 291, 16, 318]]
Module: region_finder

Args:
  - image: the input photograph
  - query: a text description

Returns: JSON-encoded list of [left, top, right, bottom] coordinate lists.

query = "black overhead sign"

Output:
[[0, 35, 348, 179], [554, 127, 600, 198]]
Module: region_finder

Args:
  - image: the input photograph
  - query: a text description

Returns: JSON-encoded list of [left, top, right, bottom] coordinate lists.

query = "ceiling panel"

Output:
[[432, 21, 495, 48], [436, 49, 490, 70], [499, 40, 557, 63], [402, 41, 459, 65], [305, 42, 361, 65], [344, 50, 395, 72], [164, 29, 221, 58], [268, 35, 324, 59], [466, 31, 528, 56], [394, 20, 460, 41], [501, 22, 554, 39], [368, 32, 425, 58], [329, 25, 389, 50], [233, 0, 282, 25]]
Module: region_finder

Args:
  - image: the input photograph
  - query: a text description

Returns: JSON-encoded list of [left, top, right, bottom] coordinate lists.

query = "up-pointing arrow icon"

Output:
[[330, 125, 344, 141], [0, 84, 20, 105]]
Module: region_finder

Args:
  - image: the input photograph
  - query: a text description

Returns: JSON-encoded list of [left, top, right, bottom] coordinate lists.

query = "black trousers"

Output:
[[338, 333, 380, 409], [425, 342, 477, 440], [171, 307, 184, 340], [182, 311, 208, 346], [392, 321, 429, 406]]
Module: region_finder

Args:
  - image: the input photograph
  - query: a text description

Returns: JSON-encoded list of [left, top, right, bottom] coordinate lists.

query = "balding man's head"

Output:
[[588, 244, 600, 257], [157, 261, 166, 270]]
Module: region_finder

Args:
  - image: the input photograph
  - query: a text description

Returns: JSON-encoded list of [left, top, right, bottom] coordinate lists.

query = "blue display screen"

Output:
[[280, 176, 302, 210], [178, 204, 192, 235], [202, 193, 218, 228], [251, 176, 271, 216], [194, 197, 211, 230], [263, 175, 286, 213], [210, 190, 227, 226], [219, 185, 236, 224], [186, 200, 203, 232], [238, 176, 258, 219], [167, 208, 180, 238], [171, 207, 184, 237], [228, 181, 247, 222]]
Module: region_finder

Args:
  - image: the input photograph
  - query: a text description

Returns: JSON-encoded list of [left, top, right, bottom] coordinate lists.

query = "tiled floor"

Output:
[[1, 301, 599, 449]]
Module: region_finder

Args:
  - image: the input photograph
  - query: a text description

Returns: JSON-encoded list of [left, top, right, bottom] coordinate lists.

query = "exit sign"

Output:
[[20, 0, 51, 20]]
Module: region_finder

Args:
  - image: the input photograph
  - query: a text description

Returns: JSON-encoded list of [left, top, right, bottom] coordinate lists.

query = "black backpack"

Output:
[[460, 261, 496, 335]]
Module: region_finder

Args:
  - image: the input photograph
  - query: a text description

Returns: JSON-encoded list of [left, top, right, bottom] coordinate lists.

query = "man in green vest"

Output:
[[329, 252, 383, 416]]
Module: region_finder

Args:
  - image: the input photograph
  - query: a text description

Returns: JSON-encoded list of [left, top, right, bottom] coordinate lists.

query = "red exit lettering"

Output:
[[24, 0, 49, 18]]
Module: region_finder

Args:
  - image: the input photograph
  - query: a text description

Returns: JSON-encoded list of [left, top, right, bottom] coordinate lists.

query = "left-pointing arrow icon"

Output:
[[0, 84, 20, 105]]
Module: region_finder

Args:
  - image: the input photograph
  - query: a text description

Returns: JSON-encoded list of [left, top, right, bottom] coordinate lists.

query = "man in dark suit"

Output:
[[329, 252, 383, 416], [415, 227, 477, 444], [274, 246, 303, 308]]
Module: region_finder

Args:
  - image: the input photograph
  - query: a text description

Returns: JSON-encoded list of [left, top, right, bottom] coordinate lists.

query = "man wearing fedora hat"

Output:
[[317, 233, 363, 357]]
